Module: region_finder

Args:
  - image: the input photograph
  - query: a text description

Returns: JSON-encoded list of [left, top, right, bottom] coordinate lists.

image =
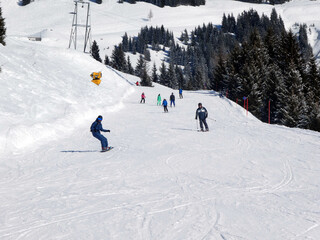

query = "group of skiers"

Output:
[[141, 91, 178, 112], [91, 88, 209, 151], [154, 92, 177, 112]]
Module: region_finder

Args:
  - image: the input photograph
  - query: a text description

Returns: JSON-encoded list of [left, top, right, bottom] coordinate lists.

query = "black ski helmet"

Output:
[[97, 115, 103, 121]]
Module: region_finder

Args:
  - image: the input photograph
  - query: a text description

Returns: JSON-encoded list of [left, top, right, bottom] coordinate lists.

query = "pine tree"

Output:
[[135, 54, 146, 78], [270, 8, 285, 35], [132, 42, 137, 55], [225, 45, 243, 99], [151, 63, 159, 83], [305, 56, 320, 129], [148, 9, 153, 21], [122, 33, 129, 52], [111, 44, 127, 72], [159, 61, 169, 86], [264, 27, 282, 65], [221, 14, 228, 33], [247, 29, 270, 120], [91, 40, 102, 62], [144, 48, 151, 61], [240, 62, 263, 118], [184, 63, 194, 90], [180, 29, 189, 45], [127, 56, 134, 75], [193, 64, 205, 90], [213, 53, 228, 91], [298, 24, 313, 62], [306, 56, 320, 104], [268, 65, 287, 124], [283, 65, 307, 128], [104, 55, 110, 66], [280, 30, 305, 76], [167, 63, 178, 89], [140, 67, 152, 86], [0, 6, 6, 46], [134, 55, 151, 86], [175, 65, 185, 89]]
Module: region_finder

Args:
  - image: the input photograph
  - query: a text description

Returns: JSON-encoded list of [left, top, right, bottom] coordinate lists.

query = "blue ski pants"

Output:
[[92, 132, 108, 148]]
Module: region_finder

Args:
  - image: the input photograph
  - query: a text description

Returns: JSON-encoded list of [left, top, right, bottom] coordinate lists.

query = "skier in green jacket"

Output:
[[157, 94, 161, 106]]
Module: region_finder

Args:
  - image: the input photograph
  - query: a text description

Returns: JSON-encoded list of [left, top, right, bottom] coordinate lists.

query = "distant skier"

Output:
[[170, 92, 175, 107], [90, 115, 111, 151], [162, 99, 168, 112], [195, 103, 209, 132], [136, 81, 139, 86], [179, 88, 183, 99], [157, 94, 162, 106], [140, 92, 146, 103]]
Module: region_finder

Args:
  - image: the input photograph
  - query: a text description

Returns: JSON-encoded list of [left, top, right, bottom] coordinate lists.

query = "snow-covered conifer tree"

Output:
[[91, 40, 102, 63]]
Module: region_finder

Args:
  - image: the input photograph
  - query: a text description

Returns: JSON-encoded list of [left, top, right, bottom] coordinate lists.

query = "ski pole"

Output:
[[196, 119, 199, 131], [208, 117, 216, 122]]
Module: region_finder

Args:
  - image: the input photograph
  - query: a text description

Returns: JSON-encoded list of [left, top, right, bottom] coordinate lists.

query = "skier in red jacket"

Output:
[[140, 92, 146, 103]]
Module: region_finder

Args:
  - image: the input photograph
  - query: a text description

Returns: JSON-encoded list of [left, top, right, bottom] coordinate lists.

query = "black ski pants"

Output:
[[199, 118, 209, 130]]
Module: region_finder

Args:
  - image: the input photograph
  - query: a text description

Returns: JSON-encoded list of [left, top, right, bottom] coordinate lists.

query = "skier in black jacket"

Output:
[[195, 103, 209, 131], [170, 93, 175, 107]]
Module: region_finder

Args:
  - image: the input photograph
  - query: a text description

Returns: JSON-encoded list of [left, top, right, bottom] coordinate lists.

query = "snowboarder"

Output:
[[170, 92, 175, 107], [140, 92, 146, 103], [179, 88, 183, 99], [90, 115, 111, 151], [157, 94, 161, 106], [195, 103, 209, 132], [162, 99, 168, 112]]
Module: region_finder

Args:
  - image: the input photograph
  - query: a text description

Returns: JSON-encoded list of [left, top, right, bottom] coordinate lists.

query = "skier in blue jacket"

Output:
[[162, 99, 168, 112], [90, 115, 111, 151], [195, 103, 209, 131], [179, 88, 183, 99]]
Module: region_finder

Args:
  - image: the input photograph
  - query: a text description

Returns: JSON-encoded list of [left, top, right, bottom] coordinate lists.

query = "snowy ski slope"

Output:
[[0, 0, 320, 239]]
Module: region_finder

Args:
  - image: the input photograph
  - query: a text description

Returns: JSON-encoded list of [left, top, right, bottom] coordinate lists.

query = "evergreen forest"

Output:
[[236, 0, 290, 4], [124, 0, 205, 7], [99, 9, 320, 131]]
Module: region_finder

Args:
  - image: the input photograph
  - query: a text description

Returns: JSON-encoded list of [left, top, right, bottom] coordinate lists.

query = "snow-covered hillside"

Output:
[[0, 0, 320, 239], [2, 0, 320, 59]]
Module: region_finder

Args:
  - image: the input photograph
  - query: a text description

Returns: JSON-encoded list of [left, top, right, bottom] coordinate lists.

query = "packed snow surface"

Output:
[[0, 0, 320, 239]]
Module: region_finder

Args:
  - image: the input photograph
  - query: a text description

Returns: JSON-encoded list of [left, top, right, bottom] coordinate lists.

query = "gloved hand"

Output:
[[106, 130, 111, 132]]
